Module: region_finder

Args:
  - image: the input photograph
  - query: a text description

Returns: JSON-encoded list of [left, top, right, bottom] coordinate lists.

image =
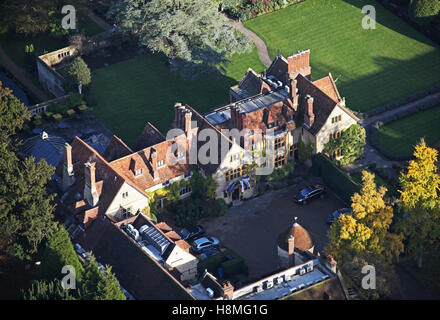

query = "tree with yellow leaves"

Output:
[[396, 139, 440, 268], [326, 170, 404, 263]]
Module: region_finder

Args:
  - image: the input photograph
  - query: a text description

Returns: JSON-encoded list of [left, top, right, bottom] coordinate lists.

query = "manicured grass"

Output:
[[376, 105, 440, 157], [244, 0, 440, 112], [0, 34, 68, 69], [89, 47, 265, 147], [78, 15, 105, 37]]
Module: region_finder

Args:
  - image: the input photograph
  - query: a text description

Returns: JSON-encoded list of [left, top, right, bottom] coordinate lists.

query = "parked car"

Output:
[[124, 224, 140, 241], [74, 243, 89, 259], [74, 243, 86, 255], [179, 225, 204, 241], [199, 246, 221, 259], [327, 208, 353, 224], [294, 185, 325, 205], [191, 236, 220, 253]]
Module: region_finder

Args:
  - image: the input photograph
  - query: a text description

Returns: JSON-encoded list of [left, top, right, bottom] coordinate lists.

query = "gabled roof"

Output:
[[266, 54, 289, 84], [185, 104, 235, 175], [103, 135, 134, 162], [313, 73, 342, 103], [135, 122, 166, 151], [295, 73, 358, 135], [110, 138, 195, 192], [231, 68, 271, 100]]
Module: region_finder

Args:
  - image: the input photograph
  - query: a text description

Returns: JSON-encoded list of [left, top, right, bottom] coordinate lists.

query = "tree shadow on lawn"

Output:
[[311, 50, 440, 112], [342, 0, 438, 48], [88, 53, 239, 148]]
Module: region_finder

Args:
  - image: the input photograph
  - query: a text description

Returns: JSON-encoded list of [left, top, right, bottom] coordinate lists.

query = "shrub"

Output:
[[52, 113, 63, 122], [221, 257, 247, 278], [77, 104, 88, 112], [312, 153, 361, 204], [66, 109, 76, 117]]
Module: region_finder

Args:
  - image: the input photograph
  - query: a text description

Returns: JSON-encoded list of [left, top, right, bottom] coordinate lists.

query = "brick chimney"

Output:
[[184, 110, 192, 134], [288, 235, 295, 267], [222, 281, 234, 300], [327, 255, 337, 273], [84, 162, 99, 207], [287, 50, 311, 79], [304, 95, 315, 127], [61, 143, 75, 192]]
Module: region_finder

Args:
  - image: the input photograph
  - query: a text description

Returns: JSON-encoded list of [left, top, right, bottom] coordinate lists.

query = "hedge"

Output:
[[311, 153, 361, 204], [221, 257, 248, 278], [197, 249, 248, 280]]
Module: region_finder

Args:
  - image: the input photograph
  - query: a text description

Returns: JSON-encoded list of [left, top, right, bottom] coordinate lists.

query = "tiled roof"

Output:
[[313, 73, 341, 103], [185, 104, 234, 175], [135, 122, 166, 151], [110, 138, 195, 192], [295, 73, 339, 135], [103, 135, 134, 162], [277, 222, 314, 252]]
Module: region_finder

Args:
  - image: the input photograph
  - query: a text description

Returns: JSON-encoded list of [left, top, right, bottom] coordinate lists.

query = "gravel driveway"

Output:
[[199, 181, 346, 279]]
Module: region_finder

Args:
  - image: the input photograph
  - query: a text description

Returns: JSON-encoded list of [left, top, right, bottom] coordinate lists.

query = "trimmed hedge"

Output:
[[197, 249, 248, 280], [312, 153, 361, 204], [366, 82, 440, 117]]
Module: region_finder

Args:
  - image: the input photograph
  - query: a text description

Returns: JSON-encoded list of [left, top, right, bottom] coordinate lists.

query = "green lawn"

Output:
[[89, 47, 265, 147], [0, 13, 102, 69], [377, 105, 440, 157], [244, 0, 440, 112]]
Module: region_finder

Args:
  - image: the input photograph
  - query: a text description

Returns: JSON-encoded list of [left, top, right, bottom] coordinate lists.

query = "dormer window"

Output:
[[135, 168, 143, 176], [268, 120, 278, 129], [157, 160, 165, 168], [230, 153, 240, 162]]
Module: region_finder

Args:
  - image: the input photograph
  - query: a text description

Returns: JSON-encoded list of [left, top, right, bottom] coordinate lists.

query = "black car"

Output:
[[326, 208, 353, 224], [294, 185, 325, 205], [179, 225, 204, 241]]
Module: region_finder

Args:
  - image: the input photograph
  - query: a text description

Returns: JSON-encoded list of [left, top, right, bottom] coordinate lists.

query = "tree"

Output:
[[79, 254, 126, 300], [338, 252, 402, 300], [297, 134, 314, 163], [67, 57, 91, 94], [326, 171, 403, 263], [396, 139, 440, 268], [323, 124, 366, 166], [22, 279, 76, 300], [0, 85, 56, 257], [409, 0, 440, 26], [39, 224, 84, 282], [0, 0, 62, 36], [107, 0, 252, 79]]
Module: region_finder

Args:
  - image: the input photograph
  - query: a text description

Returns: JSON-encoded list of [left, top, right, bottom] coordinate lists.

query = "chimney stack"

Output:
[[84, 162, 99, 207], [287, 50, 311, 79], [327, 255, 337, 273], [61, 143, 75, 192], [288, 235, 295, 267], [184, 110, 192, 134], [289, 79, 297, 100], [304, 95, 315, 127]]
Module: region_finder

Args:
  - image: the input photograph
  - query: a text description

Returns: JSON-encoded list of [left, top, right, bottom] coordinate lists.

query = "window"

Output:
[[230, 153, 240, 162], [225, 167, 242, 182], [135, 168, 143, 176], [163, 180, 170, 186], [177, 151, 185, 159], [275, 155, 286, 168], [268, 120, 279, 129], [180, 186, 192, 196], [157, 160, 165, 168], [122, 192, 128, 199], [331, 115, 342, 124], [274, 137, 285, 150], [184, 171, 192, 178]]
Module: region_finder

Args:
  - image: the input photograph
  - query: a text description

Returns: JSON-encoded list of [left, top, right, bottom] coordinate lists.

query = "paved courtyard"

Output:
[[199, 180, 347, 280]]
